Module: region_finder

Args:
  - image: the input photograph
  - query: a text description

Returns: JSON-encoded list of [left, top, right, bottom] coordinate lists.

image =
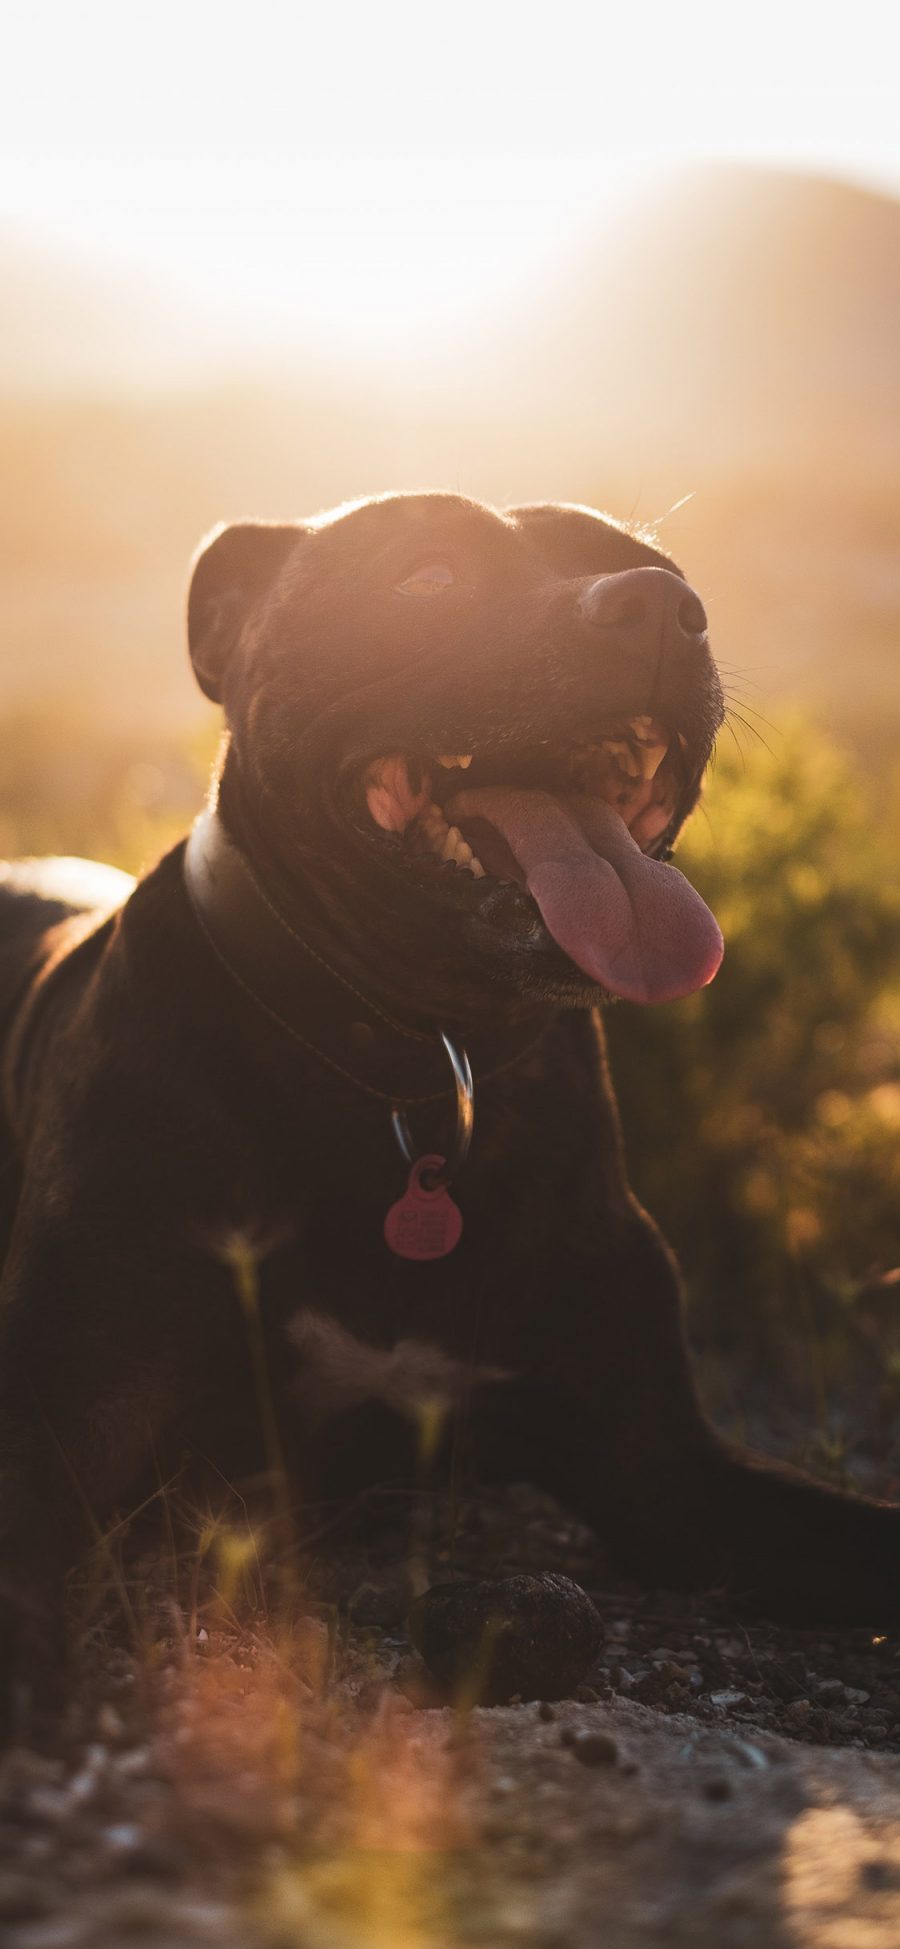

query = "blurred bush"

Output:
[[607, 717, 900, 1378], [0, 706, 215, 873]]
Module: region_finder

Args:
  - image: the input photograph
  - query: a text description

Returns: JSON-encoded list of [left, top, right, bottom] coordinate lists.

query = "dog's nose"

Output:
[[580, 567, 708, 642]]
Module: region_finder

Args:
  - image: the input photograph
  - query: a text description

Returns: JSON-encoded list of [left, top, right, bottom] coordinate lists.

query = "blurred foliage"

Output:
[[0, 705, 216, 874], [607, 717, 900, 1383]]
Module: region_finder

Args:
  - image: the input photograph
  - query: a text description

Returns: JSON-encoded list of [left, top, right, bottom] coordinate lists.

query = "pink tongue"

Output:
[[447, 787, 723, 1004]]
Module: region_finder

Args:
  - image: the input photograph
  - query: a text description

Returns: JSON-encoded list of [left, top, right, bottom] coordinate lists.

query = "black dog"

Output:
[[1, 491, 897, 1711]]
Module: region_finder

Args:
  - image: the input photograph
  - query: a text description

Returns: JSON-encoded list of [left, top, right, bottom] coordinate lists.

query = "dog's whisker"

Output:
[[720, 717, 752, 770], [724, 697, 780, 736], [724, 706, 776, 758]]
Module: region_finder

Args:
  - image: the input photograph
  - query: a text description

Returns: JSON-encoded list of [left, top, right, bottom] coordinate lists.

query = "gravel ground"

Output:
[[1, 1484, 898, 1948]]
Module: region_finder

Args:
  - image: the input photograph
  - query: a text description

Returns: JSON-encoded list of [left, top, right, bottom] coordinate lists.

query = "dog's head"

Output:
[[187, 492, 724, 1016]]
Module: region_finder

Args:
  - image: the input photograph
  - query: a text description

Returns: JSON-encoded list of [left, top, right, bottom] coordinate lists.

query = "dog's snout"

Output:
[[675, 587, 708, 637], [580, 568, 707, 643]]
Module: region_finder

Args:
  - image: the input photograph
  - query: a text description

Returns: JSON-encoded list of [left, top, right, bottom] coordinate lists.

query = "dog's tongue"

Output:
[[448, 787, 723, 1004]]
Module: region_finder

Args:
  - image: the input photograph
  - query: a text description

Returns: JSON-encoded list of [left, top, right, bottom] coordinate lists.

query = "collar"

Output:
[[183, 809, 546, 1106]]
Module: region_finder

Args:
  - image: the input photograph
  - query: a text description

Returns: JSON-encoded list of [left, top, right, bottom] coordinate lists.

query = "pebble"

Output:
[[95, 1704, 124, 1741], [101, 1822, 143, 1856], [112, 1746, 153, 1780], [408, 1574, 604, 1705], [349, 1581, 406, 1628], [566, 1729, 619, 1767], [24, 1788, 74, 1826], [815, 1677, 846, 1702]]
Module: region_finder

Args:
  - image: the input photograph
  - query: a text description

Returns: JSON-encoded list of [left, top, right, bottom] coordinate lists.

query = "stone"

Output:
[[568, 1729, 619, 1767], [407, 1574, 603, 1706]]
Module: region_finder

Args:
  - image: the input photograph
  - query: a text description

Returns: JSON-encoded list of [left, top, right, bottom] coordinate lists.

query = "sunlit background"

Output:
[[2, 10, 900, 1938], [3, 0, 899, 736], [1, 0, 899, 1391]]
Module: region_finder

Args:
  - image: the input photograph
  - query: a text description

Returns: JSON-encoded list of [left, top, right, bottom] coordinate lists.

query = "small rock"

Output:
[[568, 1729, 619, 1767], [24, 1787, 74, 1825], [815, 1678, 845, 1702], [727, 1738, 769, 1770], [112, 1746, 152, 1779], [96, 1703, 124, 1741], [537, 1701, 556, 1722], [709, 1689, 750, 1710], [786, 1699, 812, 1726], [349, 1581, 406, 1628], [103, 1822, 143, 1852], [844, 1686, 871, 1706], [407, 1574, 603, 1705]]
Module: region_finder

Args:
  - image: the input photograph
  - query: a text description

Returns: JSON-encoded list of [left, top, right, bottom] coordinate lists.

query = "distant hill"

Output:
[[456, 164, 900, 501]]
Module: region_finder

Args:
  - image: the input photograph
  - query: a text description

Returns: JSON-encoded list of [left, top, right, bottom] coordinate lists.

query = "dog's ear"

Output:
[[187, 521, 301, 702]]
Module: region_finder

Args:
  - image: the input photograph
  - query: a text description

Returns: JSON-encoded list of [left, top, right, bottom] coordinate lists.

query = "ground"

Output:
[[1, 1483, 899, 1949]]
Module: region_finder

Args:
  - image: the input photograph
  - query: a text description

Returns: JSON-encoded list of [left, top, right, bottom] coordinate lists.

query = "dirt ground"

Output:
[[1, 1484, 899, 1949]]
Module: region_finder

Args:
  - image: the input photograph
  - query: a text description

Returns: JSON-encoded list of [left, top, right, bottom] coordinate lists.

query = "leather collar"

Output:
[[183, 809, 546, 1106]]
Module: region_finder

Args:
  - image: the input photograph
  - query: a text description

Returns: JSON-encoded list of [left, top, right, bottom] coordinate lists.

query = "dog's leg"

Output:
[[481, 1219, 900, 1623], [0, 1200, 250, 1736]]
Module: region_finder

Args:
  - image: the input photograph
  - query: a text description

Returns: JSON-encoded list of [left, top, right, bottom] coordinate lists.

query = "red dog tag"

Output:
[[384, 1154, 463, 1261]]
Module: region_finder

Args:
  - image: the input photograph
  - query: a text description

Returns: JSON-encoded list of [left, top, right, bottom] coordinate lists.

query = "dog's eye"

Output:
[[396, 563, 456, 595]]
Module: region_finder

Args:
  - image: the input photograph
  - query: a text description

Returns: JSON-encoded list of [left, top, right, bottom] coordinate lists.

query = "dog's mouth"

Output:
[[354, 719, 723, 1005]]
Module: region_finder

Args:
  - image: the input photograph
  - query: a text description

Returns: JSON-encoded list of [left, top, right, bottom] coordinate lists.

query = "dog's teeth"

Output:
[[413, 801, 483, 878], [626, 716, 670, 778], [420, 801, 449, 843], [599, 738, 641, 780], [437, 754, 473, 770], [640, 744, 668, 781]]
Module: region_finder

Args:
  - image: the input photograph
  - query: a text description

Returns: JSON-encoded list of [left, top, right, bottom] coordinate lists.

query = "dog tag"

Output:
[[384, 1154, 463, 1261]]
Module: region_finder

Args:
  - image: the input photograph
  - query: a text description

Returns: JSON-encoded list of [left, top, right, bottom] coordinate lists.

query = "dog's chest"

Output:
[[278, 1185, 517, 1426], [265, 1130, 545, 1430], [242, 1026, 605, 1429], [285, 1304, 511, 1431]]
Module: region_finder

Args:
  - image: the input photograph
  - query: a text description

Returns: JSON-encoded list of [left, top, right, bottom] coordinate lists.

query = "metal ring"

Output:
[[391, 1032, 473, 1188]]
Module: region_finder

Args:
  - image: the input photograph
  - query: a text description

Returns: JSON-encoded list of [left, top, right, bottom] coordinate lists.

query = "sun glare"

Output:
[[2, 0, 897, 360]]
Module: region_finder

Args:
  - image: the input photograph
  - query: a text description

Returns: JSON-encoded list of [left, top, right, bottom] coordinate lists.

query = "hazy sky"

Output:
[[2, 0, 898, 352]]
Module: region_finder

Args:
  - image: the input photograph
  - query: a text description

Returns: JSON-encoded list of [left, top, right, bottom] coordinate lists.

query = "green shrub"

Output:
[[606, 717, 900, 1355]]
